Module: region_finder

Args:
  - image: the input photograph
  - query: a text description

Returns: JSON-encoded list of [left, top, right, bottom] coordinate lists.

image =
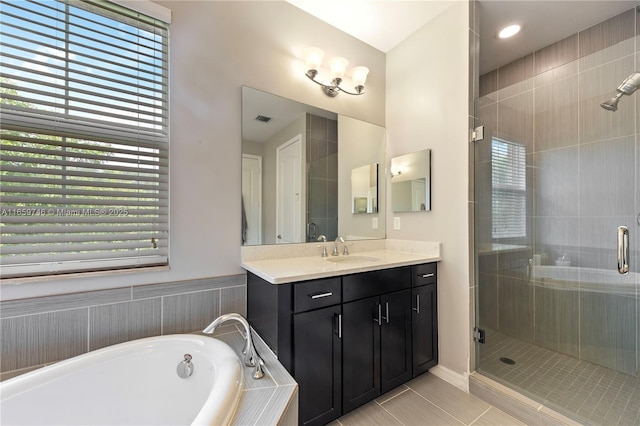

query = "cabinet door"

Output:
[[342, 296, 381, 413], [412, 284, 438, 376], [293, 305, 342, 426], [380, 289, 412, 393]]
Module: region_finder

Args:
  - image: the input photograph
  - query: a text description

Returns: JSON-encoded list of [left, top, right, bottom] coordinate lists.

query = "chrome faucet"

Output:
[[332, 236, 345, 256], [317, 235, 328, 257], [203, 313, 264, 379]]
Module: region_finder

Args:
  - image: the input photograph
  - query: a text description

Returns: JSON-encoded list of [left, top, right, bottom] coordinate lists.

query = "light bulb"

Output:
[[351, 66, 369, 87], [304, 47, 324, 71], [329, 57, 349, 79], [498, 24, 521, 39]]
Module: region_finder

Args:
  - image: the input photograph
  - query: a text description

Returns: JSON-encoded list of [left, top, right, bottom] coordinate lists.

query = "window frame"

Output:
[[0, 0, 171, 279]]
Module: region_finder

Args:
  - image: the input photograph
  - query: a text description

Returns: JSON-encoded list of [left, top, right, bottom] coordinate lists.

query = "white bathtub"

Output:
[[0, 334, 243, 425], [531, 265, 638, 296]]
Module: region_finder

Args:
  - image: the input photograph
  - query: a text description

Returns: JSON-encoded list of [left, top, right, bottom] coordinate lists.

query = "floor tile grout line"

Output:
[[468, 406, 493, 426], [402, 388, 467, 425], [375, 399, 408, 425]]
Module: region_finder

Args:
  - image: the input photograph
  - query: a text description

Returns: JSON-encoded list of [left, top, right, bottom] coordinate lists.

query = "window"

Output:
[[0, 0, 169, 278], [491, 138, 526, 239]]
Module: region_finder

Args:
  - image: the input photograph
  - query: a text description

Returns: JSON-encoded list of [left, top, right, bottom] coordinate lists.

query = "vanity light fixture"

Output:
[[304, 47, 369, 97]]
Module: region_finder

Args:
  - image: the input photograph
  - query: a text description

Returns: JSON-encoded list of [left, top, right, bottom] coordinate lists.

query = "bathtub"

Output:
[[531, 265, 638, 296], [0, 334, 243, 425]]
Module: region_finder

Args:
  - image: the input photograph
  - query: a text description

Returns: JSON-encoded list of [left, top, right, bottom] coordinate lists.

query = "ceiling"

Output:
[[287, 0, 640, 75]]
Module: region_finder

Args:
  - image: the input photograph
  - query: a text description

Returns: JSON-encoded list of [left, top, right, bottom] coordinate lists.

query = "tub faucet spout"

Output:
[[203, 313, 264, 379]]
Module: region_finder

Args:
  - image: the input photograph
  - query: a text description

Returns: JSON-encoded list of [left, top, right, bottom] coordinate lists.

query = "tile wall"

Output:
[[306, 113, 338, 241], [0, 274, 246, 379], [476, 7, 639, 377]]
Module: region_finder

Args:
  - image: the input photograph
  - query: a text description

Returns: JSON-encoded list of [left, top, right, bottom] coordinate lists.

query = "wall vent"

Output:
[[255, 115, 272, 123]]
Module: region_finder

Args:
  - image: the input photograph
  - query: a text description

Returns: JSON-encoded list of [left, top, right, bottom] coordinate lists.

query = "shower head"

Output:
[[601, 71, 640, 112], [600, 92, 624, 112]]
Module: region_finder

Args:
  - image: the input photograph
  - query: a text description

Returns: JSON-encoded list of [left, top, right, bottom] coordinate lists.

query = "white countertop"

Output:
[[242, 249, 441, 284]]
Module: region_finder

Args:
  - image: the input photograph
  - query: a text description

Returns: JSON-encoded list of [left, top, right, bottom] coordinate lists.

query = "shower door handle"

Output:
[[617, 226, 629, 275]]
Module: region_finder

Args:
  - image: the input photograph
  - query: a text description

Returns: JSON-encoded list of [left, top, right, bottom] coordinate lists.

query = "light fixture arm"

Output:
[[306, 69, 364, 97]]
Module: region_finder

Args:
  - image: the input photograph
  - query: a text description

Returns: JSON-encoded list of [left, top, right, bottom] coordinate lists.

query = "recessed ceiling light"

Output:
[[498, 24, 521, 39]]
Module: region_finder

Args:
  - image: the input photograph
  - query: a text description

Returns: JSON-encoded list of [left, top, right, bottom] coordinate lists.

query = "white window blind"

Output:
[[0, 0, 169, 278], [491, 138, 526, 239]]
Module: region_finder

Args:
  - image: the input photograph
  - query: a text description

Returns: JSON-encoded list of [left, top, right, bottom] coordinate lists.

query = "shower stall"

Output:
[[474, 5, 639, 425]]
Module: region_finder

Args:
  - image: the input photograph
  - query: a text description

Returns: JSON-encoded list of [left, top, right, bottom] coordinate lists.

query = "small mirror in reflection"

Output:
[[391, 149, 431, 213], [351, 163, 378, 214]]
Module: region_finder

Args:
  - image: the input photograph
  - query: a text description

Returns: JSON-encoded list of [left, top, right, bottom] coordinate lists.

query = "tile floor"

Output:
[[477, 330, 640, 425], [329, 373, 525, 426]]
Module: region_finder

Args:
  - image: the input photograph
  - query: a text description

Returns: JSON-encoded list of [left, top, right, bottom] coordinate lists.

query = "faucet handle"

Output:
[[343, 243, 353, 255], [317, 244, 328, 257]]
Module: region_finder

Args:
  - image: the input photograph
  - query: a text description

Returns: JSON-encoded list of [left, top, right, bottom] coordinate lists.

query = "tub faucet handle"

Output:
[[177, 353, 194, 379]]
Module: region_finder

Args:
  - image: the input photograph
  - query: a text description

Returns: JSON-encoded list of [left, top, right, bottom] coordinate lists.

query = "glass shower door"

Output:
[[473, 9, 639, 423]]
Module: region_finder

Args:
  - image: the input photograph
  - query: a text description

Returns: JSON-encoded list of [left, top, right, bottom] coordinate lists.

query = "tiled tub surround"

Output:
[[207, 324, 298, 425], [0, 274, 246, 380], [241, 239, 442, 283]]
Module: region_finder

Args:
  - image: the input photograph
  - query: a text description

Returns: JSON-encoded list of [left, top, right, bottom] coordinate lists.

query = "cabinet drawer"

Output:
[[294, 278, 342, 313], [343, 267, 411, 302], [412, 263, 437, 287]]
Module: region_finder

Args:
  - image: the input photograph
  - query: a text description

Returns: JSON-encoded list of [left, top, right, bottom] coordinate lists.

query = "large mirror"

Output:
[[391, 149, 431, 213], [241, 86, 386, 245]]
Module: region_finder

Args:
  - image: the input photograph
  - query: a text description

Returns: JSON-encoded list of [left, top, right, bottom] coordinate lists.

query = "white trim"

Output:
[[109, 0, 172, 23], [275, 134, 303, 244], [242, 154, 263, 245], [429, 365, 469, 392]]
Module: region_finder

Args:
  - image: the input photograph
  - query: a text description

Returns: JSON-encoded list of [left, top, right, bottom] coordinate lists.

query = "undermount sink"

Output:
[[326, 255, 380, 263]]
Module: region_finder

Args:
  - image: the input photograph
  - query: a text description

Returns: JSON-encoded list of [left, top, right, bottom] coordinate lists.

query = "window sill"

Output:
[[1, 265, 171, 286]]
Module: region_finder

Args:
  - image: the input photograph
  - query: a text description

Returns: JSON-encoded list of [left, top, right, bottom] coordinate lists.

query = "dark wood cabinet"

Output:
[[411, 264, 438, 376], [293, 305, 342, 426], [342, 295, 380, 412], [342, 289, 412, 413], [380, 289, 413, 392], [246, 262, 437, 425]]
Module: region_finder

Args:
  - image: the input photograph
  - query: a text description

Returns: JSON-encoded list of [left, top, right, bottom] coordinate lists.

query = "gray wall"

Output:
[[0, 0, 476, 384], [1, 0, 386, 302], [0, 0, 386, 378]]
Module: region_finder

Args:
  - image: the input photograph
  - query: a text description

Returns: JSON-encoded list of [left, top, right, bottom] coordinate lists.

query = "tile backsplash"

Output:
[[0, 274, 246, 379]]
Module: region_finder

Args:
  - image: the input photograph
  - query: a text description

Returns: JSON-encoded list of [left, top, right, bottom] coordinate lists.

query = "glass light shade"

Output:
[[329, 57, 349, 79], [304, 47, 324, 71], [351, 66, 369, 87]]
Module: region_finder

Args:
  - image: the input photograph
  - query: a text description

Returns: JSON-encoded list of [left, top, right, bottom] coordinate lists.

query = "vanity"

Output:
[[243, 243, 440, 426], [241, 87, 438, 425]]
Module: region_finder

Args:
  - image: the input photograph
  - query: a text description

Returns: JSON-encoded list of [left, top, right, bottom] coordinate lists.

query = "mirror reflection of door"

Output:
[[276, 134, 303, 243], [241, 154, 262, 245], [411, 178, 426, 211]]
